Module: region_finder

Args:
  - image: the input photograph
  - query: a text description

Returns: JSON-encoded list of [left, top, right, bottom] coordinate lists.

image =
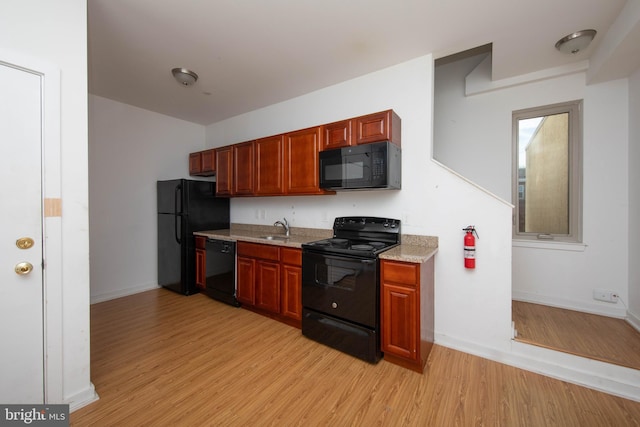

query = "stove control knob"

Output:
[[331, 302, 338, 309], [383, 222, 389, 228]]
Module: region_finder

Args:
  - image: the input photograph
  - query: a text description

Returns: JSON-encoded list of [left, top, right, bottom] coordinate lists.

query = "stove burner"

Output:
[[329, 238, 349, 246], [302, 216, 400, 258], [351, 244, 374, 251]]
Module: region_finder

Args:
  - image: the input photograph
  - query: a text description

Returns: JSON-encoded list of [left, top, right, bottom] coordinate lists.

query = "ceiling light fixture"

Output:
[[555, 29, 597, 54], [171, 68, 198, 86]]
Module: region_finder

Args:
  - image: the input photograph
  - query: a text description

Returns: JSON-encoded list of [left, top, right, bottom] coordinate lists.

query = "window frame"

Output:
[[512, 100, 583, 243]]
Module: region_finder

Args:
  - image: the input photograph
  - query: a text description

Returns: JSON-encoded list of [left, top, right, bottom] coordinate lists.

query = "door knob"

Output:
[[15, 262, 33, 275], [16, 237, 34, 250]]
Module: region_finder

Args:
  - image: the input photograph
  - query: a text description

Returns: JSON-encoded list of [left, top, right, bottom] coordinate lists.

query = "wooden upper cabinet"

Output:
[[189, 110, 401, 196], [233, 141, 255, 196], [189, 152, 202, 175], [215, 146, 233, 196], [355, 110, 401, 146], [255, 135, 285, 195], [201, 149, 215, 175], [322, 119, 352, 150], [189, 149, 216, 176], [285, 126, 323, 194]]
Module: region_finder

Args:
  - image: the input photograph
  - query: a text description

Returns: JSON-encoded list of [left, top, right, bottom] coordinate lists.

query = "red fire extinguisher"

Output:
[[463, 226, 479, 269]]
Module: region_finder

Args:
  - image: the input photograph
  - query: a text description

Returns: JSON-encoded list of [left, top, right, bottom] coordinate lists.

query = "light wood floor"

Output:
[[513, 300, 640, 370], [71, 288, 640, 426]]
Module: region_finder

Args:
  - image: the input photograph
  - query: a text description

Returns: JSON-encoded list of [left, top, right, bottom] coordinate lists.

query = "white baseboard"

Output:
[[513, 290, 627, 318], [90, 283, 161, 304], [628, 310, 640, 333], [67, 382, 99, 412], [435, 334, 640, 402]]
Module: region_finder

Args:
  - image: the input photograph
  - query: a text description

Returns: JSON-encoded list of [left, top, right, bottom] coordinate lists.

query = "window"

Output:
[[512, 100, 582, 242]]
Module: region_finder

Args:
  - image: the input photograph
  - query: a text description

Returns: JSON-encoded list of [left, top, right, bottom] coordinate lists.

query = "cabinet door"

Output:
[[189, 152, 202, 175], [355, 110, 401, 146], [381, 283, 418, 361], [255, 260, 280, 313], [322, 119, 351, 150], [195, 248, 206, 290], [285, 127, 322, 194], [201, 149, 215, 175], [255, 135, 285, 195], [281, 264, 302, 321], [195, 236, 206, 290], [233, 141, 255, 195], [237, 256, 255, 306], [215, 146, 233, 196]]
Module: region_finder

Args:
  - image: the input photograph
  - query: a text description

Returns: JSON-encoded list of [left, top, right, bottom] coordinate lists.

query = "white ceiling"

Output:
[[88, 0, 636, 126]]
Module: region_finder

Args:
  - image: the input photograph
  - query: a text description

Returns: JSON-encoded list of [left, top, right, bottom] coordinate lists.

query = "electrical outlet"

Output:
[[593, 289, 619, 303]]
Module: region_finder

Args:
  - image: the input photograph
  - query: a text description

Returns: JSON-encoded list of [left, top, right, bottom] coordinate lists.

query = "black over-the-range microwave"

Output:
[[319, 141, 401, 191]]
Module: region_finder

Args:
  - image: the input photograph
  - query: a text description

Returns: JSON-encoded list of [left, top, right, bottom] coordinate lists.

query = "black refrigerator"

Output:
[[157, 179, 230, 295]]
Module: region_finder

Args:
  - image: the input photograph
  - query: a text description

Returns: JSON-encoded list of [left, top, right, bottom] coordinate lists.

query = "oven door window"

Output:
[[315, 261, 359, 290]]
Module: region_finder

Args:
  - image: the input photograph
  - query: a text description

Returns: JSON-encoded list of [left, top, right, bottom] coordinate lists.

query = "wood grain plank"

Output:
[[71, 289, 640, 426], [513, 300, 640, 370]]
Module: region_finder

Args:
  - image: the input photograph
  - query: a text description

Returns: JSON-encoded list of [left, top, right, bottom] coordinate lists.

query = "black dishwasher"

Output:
[[203, 239, 239, 307]]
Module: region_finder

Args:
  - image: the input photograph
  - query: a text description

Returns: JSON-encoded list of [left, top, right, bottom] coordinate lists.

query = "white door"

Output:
[[0, 62, 44, 403]]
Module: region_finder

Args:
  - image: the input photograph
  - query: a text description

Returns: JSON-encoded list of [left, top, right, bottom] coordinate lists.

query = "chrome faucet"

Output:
[[274, 218, 290, 237]]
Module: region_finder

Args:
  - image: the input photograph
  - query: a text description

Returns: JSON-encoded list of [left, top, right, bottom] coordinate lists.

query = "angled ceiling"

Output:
[[88, 0, 635, 125]]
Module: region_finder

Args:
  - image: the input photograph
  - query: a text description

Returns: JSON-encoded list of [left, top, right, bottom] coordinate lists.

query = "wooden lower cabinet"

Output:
[[382, 283, 418, 361], [380, 257, 434, 373], [236, 242, 302, 327], [236, 256, 256, 305], [280, 248, 302, 322], [195, 236, 206, 291], [255, 259, 280, 313]]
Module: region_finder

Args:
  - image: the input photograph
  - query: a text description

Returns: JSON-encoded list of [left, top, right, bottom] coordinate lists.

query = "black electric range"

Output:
[[302, 217, 401, 258], [301, 216, 401, 363]]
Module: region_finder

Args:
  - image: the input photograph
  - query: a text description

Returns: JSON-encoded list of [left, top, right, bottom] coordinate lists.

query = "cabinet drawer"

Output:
[[195, 236, 206, 249], [281, 247, 302, 265], [237, 241, 280, 261], [381, 260, 418, 286]]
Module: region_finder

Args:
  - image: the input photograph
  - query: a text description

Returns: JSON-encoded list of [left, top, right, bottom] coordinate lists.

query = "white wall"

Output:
[[435, 57, 631, 318], [629, 68, 640, 330], [206, 55, 514, 355], [0, 0, 94, 409], [89, 95, 206, 302]]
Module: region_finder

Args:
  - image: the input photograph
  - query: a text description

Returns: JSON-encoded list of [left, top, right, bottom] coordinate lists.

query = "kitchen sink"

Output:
[[260, 235, 290, 241]]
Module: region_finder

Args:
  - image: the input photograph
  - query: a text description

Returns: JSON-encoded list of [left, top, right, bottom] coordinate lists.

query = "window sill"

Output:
[[512, 239, 587, 252]]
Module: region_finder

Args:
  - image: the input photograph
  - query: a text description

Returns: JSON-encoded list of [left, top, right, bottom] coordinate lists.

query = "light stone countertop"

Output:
[[379, 245, 438, 263], [195, 225, 438, 263], [193, 224, 332, 249]]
